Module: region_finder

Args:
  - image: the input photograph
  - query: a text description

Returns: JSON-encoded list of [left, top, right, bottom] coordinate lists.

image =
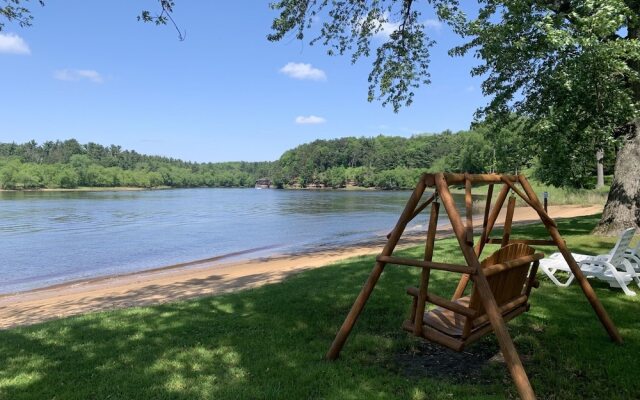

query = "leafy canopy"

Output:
[[451, 1, 640, 186], [0, 0, 43, 30], [268, 0, 463, 112]]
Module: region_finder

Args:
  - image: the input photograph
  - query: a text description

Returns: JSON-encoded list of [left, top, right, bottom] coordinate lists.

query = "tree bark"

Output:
[[594, 121, 640, 235], [596, 149, 605, 189]]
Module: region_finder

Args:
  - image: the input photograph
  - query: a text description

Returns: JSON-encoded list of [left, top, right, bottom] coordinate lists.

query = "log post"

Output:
[[501, 196, 516, 247], [414, 201, 440, 336], [480, 184, 495, 247], [453, 183, 510, 300], [386, 192, 436, 239], [326, 175, 428, 360], [518, 176, 623, 344], [465, 175, 474, 245], [435, 174, 537, 400]]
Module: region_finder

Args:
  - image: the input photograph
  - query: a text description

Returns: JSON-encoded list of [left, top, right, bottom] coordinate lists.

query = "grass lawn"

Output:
[[1, 215, 639, 399]]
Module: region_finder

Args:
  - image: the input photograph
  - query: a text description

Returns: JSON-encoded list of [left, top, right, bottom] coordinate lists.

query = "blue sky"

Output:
[[1, 1, 486, 162]]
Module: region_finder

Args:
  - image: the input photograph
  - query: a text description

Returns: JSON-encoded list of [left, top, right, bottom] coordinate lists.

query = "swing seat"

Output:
[[403, 243, 544, 351]]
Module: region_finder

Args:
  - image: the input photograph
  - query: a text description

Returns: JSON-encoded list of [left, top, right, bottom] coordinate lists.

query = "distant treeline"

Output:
[[0, 122, 613, 190], [0, 140, 275, 189]]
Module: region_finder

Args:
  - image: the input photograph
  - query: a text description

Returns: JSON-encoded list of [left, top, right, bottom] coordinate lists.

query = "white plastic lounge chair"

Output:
[[624, 236, 640, 271], [539, 228, 640, 296]]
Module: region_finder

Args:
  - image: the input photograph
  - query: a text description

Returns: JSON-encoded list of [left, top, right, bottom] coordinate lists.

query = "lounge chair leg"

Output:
[[540, 267, 574, 288]]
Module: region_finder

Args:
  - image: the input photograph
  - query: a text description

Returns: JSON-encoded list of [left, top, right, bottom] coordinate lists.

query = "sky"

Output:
[[0, 1, 486, 163]]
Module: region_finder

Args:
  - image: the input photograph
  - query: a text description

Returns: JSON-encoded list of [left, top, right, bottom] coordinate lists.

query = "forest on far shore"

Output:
[[0, 120, 616, 191]]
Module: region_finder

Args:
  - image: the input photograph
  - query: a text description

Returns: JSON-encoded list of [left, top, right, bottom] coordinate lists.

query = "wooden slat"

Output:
[[472, 295, 528, 327], [377, 255, 475, 274], [402, 320, 464, 351], [463, 305, 528, 348], [428, 293, 476, 318]]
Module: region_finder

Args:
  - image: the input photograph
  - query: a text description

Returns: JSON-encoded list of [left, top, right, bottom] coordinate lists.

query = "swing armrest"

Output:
[[483, 253, 544, 277], [406, 287, 476, 318]]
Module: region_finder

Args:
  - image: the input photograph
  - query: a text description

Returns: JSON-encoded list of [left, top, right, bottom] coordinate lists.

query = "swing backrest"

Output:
[[468, 243, 542, 322]]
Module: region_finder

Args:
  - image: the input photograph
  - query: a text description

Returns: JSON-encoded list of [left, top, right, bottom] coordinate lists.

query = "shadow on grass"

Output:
[[1, 214, 639, 399]]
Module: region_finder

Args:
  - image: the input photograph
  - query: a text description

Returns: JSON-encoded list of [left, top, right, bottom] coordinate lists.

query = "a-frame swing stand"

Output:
[[325, 173, 622, 400]]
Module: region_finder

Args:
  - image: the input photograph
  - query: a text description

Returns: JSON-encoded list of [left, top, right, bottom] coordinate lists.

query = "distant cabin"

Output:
[[255, 178, 271, 189]]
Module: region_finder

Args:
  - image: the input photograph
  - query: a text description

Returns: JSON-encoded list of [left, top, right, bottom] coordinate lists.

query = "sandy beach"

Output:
[[0, 204, 602, 329]]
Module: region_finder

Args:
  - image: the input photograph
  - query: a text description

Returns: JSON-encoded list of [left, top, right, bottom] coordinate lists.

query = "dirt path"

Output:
[[0, 204, 602, 329]]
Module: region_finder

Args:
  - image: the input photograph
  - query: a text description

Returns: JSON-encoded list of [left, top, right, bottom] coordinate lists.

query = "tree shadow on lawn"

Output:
[[1, 214, 638, 399]]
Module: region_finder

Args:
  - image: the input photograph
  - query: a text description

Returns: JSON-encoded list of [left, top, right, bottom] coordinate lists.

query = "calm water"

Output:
[[0, 189, 467, 294]]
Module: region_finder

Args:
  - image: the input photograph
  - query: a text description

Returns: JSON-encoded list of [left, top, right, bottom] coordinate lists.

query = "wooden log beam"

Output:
[[518, 175, 623, 344], [476, 183, 511, 255], [414, 201, 439, 335], [325, 176, 428, 360], [524, 261, 540, 298], [441, 173, 519, 185], [465, 175, 474, 245], [485, 238, 557, 246], [471, 295, 529, 327], [454, 183, 510, 300], [480, 184, 494, 244], [463, 305, 528, 349], [435, 173, 537, 400], [376, 256, 475, 274], [501, 196, 516, 247], [500, 177, 556, 228], [386, 192, 436, 239]]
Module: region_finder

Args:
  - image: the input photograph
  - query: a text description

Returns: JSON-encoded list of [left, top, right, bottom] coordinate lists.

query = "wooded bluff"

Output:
[[0, 126, 613, 190]]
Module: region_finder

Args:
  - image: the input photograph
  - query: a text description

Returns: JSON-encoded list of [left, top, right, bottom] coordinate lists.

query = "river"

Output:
[[0, 188, 470, 294]]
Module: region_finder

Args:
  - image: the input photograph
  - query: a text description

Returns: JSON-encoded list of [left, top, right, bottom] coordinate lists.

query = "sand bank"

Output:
[[0, 204, 602, 329]]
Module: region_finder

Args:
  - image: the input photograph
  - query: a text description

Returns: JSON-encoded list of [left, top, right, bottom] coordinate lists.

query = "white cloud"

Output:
[[377, 20, 401, 38], [368, 15, 442, 39], [369, 15, 400, 39], [424, 19, 443, 31], [0, 33, 31, 55], [54, 69, 104, 83], [280, 62, 326, 81], [295, 115, 326, 124], [466, 85, 475, 92]]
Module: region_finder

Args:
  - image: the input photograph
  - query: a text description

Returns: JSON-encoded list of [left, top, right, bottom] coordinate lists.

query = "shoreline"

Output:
[[0, 204, 603, 330], [0, 186, 171, 193]]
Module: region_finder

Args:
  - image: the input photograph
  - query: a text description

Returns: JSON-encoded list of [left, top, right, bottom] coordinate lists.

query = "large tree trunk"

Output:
[[593, 121, 640, 235]]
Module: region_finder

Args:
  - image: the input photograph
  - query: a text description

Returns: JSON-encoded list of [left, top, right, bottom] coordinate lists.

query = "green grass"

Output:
[[1, 215, 639, 399], [523, 180, 609, 207], [449, 179, 609, 207]]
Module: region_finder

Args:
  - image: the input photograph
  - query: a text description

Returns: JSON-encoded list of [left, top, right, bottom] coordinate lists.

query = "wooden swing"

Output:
[[325, 173, 623, 400]]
